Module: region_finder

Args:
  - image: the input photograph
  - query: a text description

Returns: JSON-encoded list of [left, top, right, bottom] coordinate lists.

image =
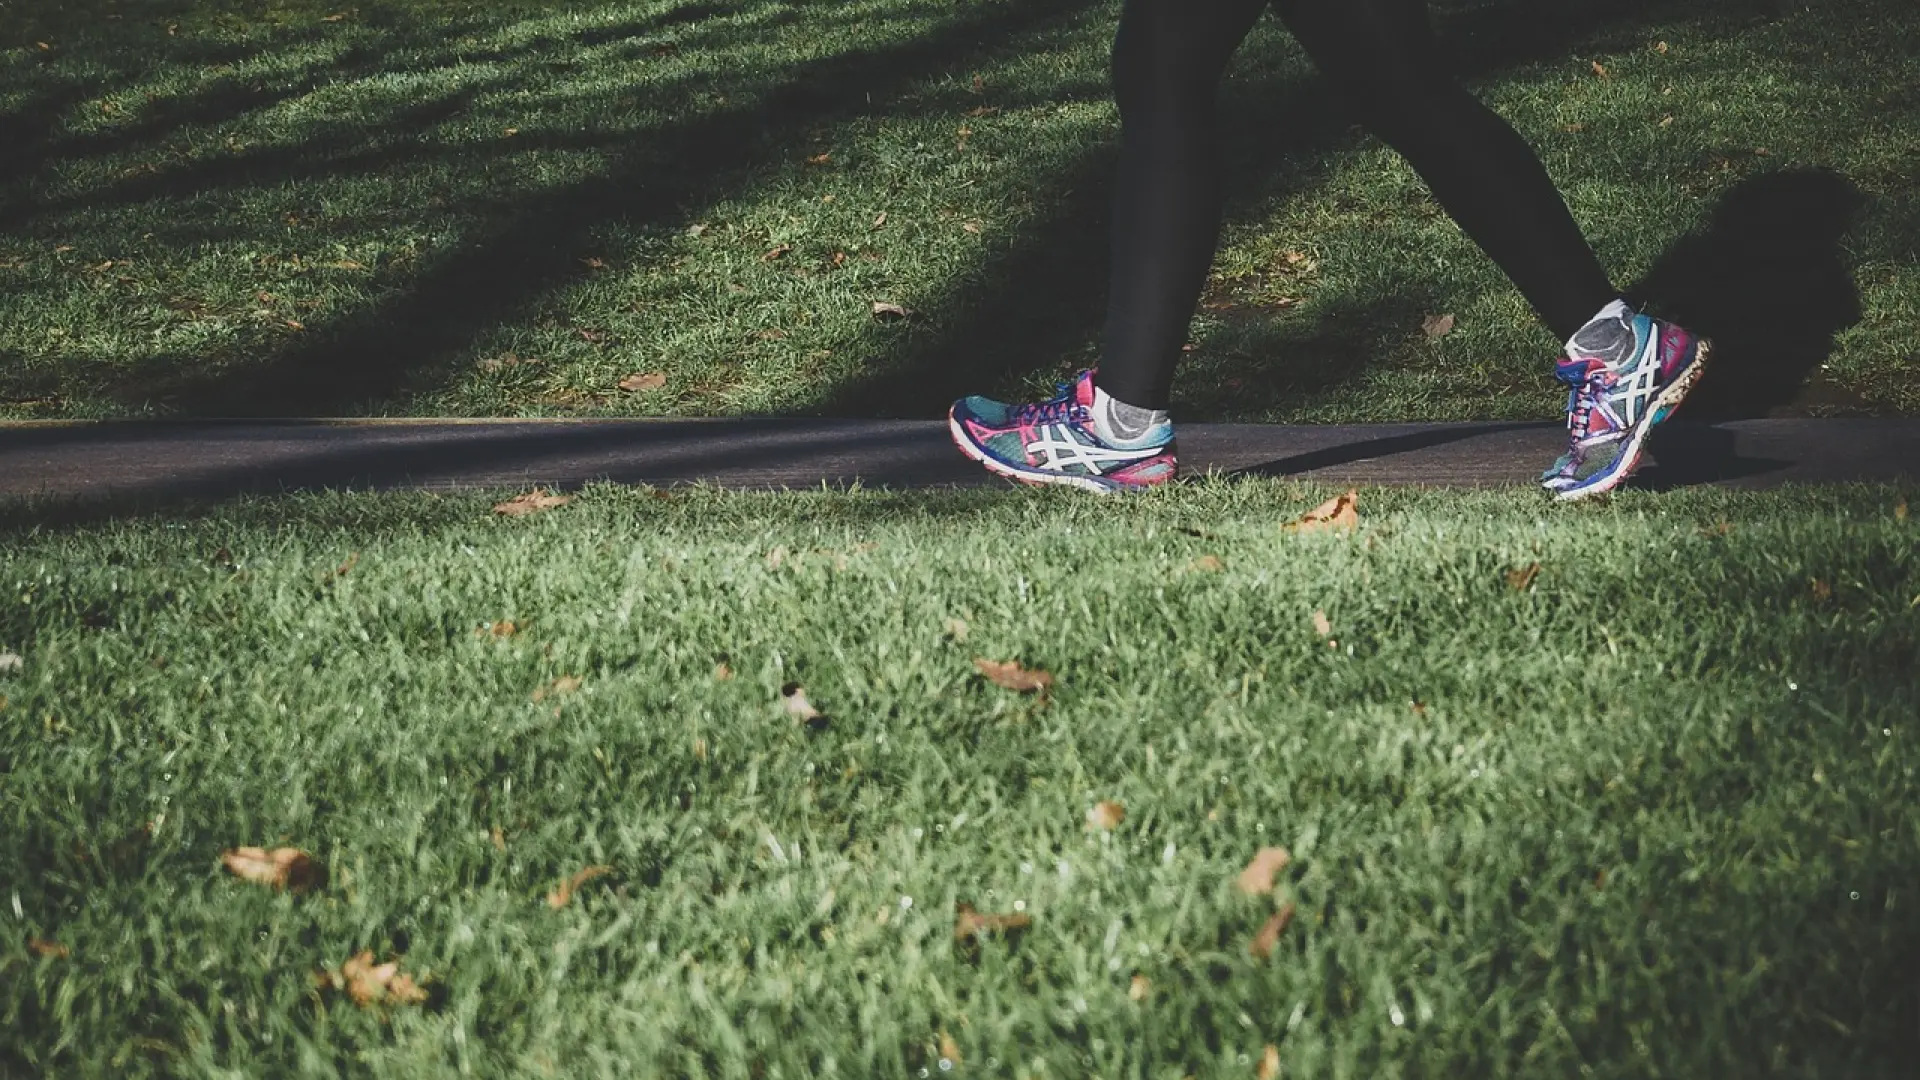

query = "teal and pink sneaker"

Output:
[[949, 369, 1176, 493], [1541, 310, 1711, 500]]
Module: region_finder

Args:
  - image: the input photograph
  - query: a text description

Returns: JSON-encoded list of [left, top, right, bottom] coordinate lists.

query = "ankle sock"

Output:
[[1565, 298, 1635, 364], [1090, 384, 1170, 447]]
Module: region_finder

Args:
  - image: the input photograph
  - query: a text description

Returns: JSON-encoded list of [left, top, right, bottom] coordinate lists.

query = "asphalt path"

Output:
[[0, 418, 1913, 502]]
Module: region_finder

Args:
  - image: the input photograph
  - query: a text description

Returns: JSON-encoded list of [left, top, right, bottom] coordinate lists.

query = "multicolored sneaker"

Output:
[[1541, 310, 1711, 500], [948, 369, 1176, 493]]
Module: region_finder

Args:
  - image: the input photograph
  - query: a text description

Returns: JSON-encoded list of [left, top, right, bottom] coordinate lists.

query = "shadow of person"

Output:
[[1625, 168, 1864, 487]]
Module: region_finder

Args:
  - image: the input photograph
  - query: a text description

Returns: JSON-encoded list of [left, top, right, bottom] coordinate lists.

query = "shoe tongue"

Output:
[[1073, 370, 1098, 410]]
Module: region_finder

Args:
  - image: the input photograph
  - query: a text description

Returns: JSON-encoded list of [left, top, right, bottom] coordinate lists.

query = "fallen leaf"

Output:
[[1895, 498, 1907, 522], [1086, 800, 1125, 831], [321, 12, 348, 21], [765, 545, 789, 569], [693, 736, 709, 762], [220, 846, 325, 892], [547, 865, 612, 909], [971, 73, 985, 94], [687, 223, 708, 236], [871, 211, 888, 229], [493, 489, 572, 516], [532, 675, 582, 703], [619, 371, 668, 392], [1506, 562, 1541, 591], [581, 256, 608, 270], [284, 319, 305, 331], [1810, 578, 1832, 602], [806, 152, 831, 165], [334, 552, 358, 577], [1591, 59, 1610, 78], [1311, 610, 1332, 638], [1421, 312, 1456, 338], [1249, 903, 1296, 960], [1256, 1042, 1282, 1079], [1192, 555, 1225, 572], [1411, 700, 1428, 717], [0, 652, 21, 674], [965, 105, 998, 117], [325, 259, 366, 270], [503, 126, 519, 137], [1659, 114, 1674, 127], [780, 682, 823, 723], [319, 950, 428, 1007], [1654, 40, 1670, 54], [1129, 973, 1151, 1001], [871, 300, 911, 319], [962, 221, 982, 234], [28, 938, 68, 959], [939, 1031, 962, 1067], [476, 619, 517, 639], [713, 662, 733, 681], [954, 902, 1032, 942], [944, 617, 970, 642], [830, 251, 847, 267], [490, 826, 506, 851], [762, 244, 792, 261], [1237, 846, 1292, 895], [1699, 520, 1735, 538], [974, 657, 1053, 693], [1283, 490, 1359, 535]]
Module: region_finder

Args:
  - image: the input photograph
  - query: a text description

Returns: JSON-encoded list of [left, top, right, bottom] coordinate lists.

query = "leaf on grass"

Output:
[[1654, 40, 1670, 54], [490, 826, 506, 851], [693, 736, 709, 762], [871, 211, 888, 229], [971, 73, 985, 94], [476, 619, 517, 639], [1129, 973, 1151, 1001], [713, 662, 733, 681], [333, 552, 359, 577], [1421, 313, 1456, 339], [1086, 800, 1125, 831], [1249, 903, 1296, 960], [536, 675, 582, 703], [619, 371, 668, 392], [806, 152, 831, 165], [1810, 578, 1832, 602], [1506, 562, 1541, 591], [687, 223, 708, 237], [1236, 846, 1292, 895], [1192, 555, 1225, 572], [1411, 700, 1428, 717], [221, 846, 325, 892], [762, 244, 792, 261], [954, 902, 1032, 942], [939, 1031, 962, 1067], [943, 618, 969, 642], [317, 950, 428, 1007], [1283, 490, 1359, 534], [493, 489, 572, 516], [0, 652, 21, 674], [780, 682, 827, 728], [1591, 59, 1610, 78], [1895, 498, 1908, 522], [871, 300, 911, 320], [962, 221, 982, 234], [974, 658, 1053, 693], [966, 105, 999, 118], [547, 865, 612, 909], [1311, 610, 1332, 638], [1256, 1042, 1282, 1079], [28, 938, 68, 959]]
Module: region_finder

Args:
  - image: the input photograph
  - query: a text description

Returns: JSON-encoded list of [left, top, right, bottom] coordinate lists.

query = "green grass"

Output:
[[1, 0, 1916, 422], [2, 482, 1917, 1077]]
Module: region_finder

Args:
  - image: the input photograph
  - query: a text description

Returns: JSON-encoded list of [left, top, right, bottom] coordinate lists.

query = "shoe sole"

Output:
[[947, 409, 1158, 494], [1555, 338, 1713, 502]]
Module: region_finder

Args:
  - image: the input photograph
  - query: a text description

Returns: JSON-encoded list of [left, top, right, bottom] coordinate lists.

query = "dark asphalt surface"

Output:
[[1, 418, 1914, 501]]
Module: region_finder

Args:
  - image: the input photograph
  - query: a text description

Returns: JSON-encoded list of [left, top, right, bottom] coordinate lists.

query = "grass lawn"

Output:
[[1, 0, 1916, 422], [2, 482, 1916, 1076]]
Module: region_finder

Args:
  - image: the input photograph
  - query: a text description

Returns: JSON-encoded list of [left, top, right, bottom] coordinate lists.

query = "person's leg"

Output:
[[1095, 0, 1269, 413], [1268, 0, 1617, 342]]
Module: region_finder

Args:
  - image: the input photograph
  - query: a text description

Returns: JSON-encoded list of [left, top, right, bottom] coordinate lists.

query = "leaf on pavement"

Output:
[[974, 658, 1053, 693], [1086, 800, 1125, 831], [317, 950, 428, 1007], [618, 371, 667, 392], [954, 902, 1032, 942], [1421, 313, 1456, 338], [1236, 846, 1292, 895], [1283, 490, 1358, 535], [547, 865, 612, 909], [493, 488, 572, 516], [221, 846, 326, 893], [1249, 902, 1296, 960], [1506, 563, 1541, 591]]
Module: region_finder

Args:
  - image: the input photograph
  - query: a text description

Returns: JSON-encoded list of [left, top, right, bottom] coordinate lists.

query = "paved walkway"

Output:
[[1, 418, 1913, 500]]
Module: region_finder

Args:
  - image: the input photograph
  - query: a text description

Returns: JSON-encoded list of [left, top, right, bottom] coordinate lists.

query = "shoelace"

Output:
[[1010, 381, 1083, 426], [1565, 371, 1612, 447]]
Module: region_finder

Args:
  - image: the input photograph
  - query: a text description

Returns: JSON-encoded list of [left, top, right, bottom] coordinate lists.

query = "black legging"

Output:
[[1097, 0, 1618, 409]]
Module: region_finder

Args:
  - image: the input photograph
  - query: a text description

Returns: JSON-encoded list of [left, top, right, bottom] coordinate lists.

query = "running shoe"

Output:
[[948, 368, 1176, 493], [1541, 310, 1711, 500]]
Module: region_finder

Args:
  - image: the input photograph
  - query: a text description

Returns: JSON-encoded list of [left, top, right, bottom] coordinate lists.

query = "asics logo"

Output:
[[1027, 424, 1163, 473]]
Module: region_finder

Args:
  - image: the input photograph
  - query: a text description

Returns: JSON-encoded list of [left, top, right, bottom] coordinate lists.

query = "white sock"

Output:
[[1090, 385, 1170, 446], [1564, 298, 1634, 358]]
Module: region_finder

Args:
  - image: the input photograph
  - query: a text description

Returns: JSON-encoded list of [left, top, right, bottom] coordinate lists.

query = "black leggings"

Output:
[[1098, 0, 1618, 409]]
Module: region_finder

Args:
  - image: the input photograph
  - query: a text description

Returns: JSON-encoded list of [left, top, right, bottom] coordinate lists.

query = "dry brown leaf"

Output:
[[1249, 903, 1297, 961], [1129, 973, 1151, 1001], [1506, 562, 1541, 591], [1311, 610, 1332, 638], [974, 657, 1053, 693], [762, 244, 792, 261], [693, 736, 709, 762], [966, 105, 999, 118], [321, 950, 428, 1007], [713, 662, 733, 681], [1256, 1042, 1282, 1079], [962, 221, 982, 234], [944, 617, 970, 642], [871, 211, 888, 229], [1421, 313, 1456, 338], [490, 826, 507, 851], [1192, 555, 1225, 572], [1236, 846, 1292, 896], [1895, 498, 1908, 522], [1810, 578, 1832, 602], [806, 152, 831, 165], [1086, 800, 1125, 831], [581, 256, 608, 270], [954, 902, 1033, 941], [687, 223, 708, 237], [320, 12, 348, 22], [221, 846, 325, 893], [532, 675, 582, 703], [547, 865, 612, 909], [1591, 59, 1610, 78], [780, 682, 823, 722], [871, 300, 911, 319], [477, 619, 517, 639], [971, 73, 985, 94], [939, 1031, 962, 1067], [1654, 40, 1670, 54], [619, 371, 668, 392], [1284, 490, 1359, 535], [1411, 700, 1428, 717], [28, 938, 68, 959], [493, 488, 572, 516], [334, 552, 359, 577]]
